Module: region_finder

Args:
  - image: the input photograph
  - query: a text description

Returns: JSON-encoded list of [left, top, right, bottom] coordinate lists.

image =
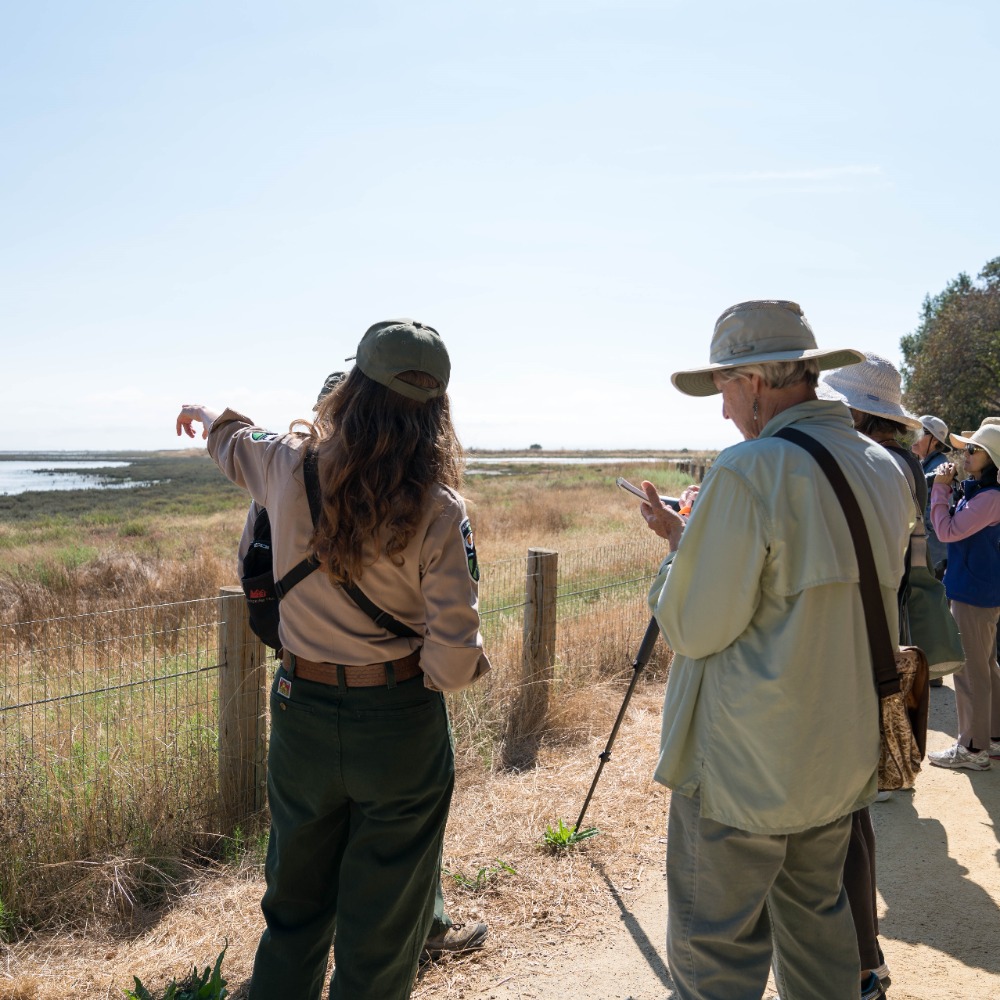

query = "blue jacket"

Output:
[[944, 479, 1000, 608]]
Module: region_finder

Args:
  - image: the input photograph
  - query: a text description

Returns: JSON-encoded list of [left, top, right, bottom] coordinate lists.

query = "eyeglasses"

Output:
[[965, 444, 983, 455]]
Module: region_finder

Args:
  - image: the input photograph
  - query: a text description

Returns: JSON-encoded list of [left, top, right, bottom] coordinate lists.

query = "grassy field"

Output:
[[0, 447, 712, 996], [0, 449, 706, 622]]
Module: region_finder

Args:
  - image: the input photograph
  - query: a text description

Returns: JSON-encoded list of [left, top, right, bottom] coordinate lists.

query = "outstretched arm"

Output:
[[176, 404, 221, 439]]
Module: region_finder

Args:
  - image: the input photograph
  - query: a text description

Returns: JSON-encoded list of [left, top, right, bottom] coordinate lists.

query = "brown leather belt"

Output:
[[281, 649, 422, 688]]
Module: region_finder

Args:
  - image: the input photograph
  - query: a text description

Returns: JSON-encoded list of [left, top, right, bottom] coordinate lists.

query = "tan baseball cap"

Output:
[[671, 300, 865, 397]]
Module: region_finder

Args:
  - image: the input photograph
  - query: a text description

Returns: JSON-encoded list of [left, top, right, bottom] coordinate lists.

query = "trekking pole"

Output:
[[573, 615, 661, 833]]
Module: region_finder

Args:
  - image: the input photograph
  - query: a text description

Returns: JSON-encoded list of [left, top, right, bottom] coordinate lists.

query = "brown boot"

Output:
[[423, 921, 488, 959]]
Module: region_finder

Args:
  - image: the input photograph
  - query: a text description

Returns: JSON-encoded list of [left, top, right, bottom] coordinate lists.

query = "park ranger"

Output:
[[177, 319, 491, 1000]]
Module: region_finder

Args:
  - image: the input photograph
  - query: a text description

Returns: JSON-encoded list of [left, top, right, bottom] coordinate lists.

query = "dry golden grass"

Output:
[[0, 455, 702, 995], [0, 686, 670, 1000]]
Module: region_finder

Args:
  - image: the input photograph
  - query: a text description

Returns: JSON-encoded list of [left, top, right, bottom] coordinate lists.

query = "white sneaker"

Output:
[[990, 739, 1000, 761], [871, 960, 891, 989], [928, 743, 991, 771], [873, 790, 893, 802]]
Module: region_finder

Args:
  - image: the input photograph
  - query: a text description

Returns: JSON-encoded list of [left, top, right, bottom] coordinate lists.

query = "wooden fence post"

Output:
[[218, 586, 268, 831], [502, 548, 558, 769]]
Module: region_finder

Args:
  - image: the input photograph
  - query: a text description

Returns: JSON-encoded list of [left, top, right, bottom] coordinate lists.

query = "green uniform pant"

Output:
[[429, 863, 452, 937], [249, 666, 455, 1000]]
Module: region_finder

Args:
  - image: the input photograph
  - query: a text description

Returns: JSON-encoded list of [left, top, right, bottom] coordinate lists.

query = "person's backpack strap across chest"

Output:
[[301, 451, 420, 640], [241, 446, 419, 648]]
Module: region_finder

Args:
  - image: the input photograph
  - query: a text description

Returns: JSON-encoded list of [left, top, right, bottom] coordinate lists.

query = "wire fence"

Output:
[[0, 534, 668, 908]]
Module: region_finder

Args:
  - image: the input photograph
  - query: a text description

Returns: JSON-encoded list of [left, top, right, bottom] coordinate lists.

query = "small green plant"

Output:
[[0, 895, 16, 943], [125, 944, 228, 1000], [444, 858, 517, 892], [543, 818, 599, 850], [221, 825, 269, 867]]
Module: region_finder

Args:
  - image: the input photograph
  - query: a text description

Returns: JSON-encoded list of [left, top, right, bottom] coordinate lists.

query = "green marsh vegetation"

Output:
[[0, 449, 705, 939]]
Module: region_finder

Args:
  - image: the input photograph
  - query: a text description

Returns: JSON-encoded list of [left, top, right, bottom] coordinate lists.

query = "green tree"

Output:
[[900, 257, 1000, 434]]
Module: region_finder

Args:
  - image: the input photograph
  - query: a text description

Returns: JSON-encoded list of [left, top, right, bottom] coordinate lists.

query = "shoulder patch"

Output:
[[250, 430, 278, 442], [460, 517, 480, 582]]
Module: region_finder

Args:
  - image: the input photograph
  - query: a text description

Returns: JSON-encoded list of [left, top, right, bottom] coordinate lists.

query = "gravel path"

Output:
[[466, 676, 1000, 1000]]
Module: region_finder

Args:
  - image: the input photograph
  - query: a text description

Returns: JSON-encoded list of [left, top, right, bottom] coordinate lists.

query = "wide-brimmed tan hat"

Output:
[[671, 300, 865, 397], [817, 352, 923, 430], [949, 422, 1000, 468]]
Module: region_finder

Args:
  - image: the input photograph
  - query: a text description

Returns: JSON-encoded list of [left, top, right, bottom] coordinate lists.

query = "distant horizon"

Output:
[[0, 444, 722, 457]]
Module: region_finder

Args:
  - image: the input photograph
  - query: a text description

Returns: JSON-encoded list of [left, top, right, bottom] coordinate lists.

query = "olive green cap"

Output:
[[351, 319, 450, 402]]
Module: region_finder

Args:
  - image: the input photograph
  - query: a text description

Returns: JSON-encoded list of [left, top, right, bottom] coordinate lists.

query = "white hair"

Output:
[[714, 359, 820, 390]]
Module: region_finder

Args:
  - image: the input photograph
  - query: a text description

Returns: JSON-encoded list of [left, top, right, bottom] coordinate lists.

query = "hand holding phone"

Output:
[[616, 477, 681, 511]]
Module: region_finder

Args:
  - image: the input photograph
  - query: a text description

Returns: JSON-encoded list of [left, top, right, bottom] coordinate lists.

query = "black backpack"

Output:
[[240, 448, 419, 650]]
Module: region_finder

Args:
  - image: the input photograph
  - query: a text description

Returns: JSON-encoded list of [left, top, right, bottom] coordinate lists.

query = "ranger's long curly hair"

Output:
[[304, 366, 463, 586]]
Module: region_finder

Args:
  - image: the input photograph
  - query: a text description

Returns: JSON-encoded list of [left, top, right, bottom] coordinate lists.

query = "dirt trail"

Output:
[[461, 676, 1000, 1000]]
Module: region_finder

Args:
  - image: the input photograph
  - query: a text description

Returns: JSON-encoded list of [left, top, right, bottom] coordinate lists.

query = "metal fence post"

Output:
[[502, 547, 558, 769], [218, 586, 267, 830]]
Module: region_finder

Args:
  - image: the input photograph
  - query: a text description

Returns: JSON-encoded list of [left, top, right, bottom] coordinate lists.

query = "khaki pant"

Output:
[[951, 601, 1000, 751], [666, 791, 859, 1000], [249, 666, 454, 1000]]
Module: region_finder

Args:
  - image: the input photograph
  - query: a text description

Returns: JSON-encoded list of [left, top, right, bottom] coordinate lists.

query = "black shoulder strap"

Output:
[[775, 427, 900, 699], [303, 447, 322, 528], [343, 583, 420, 638], [302, 447, 420, 639]]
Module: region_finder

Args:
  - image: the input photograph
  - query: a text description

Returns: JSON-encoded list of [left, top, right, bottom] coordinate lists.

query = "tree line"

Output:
[[901, 255, 1000, 433]]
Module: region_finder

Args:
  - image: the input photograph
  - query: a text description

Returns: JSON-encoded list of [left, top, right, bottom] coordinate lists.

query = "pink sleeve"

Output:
[[930, 483, 1000, 542]]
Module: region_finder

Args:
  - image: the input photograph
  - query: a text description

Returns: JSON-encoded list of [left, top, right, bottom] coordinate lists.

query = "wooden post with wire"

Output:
[[502, 548, 558, 769], [217, 585, 268, 830]]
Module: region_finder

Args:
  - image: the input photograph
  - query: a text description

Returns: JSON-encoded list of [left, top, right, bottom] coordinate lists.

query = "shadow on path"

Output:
[[873, 684, 1000, 977], [591, 859, 675, 995]]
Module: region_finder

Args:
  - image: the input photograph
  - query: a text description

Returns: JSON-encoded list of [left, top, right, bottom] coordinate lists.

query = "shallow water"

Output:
[[0, 461, 135, 495]]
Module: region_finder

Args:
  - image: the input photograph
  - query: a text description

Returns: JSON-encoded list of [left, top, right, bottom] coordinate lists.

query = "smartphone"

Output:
[[616, 477, 681, 511]]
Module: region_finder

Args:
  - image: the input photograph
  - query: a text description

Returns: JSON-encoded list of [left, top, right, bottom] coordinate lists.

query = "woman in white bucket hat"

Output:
[[926, 422, 1000, 771], [818, 352, 926, 513], [816, 352, 926, 992]]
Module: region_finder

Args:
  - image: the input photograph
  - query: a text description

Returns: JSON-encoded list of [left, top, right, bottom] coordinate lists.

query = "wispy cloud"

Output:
[[696, 165, 883, 183]]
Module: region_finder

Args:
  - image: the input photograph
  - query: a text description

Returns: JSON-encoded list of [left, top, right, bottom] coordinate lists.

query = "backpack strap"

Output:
[[303, 447, 322, 528], [775, 427, 900, 699], [302, 447, 420, 640], [342, 583, 420, 638]]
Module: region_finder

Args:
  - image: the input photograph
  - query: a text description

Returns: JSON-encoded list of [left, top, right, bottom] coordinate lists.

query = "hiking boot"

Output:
[[861, 971, 887, 1000], [423, 921, 488, 958], [928, 743, 991, 771], [990, 739, 1000, 761]]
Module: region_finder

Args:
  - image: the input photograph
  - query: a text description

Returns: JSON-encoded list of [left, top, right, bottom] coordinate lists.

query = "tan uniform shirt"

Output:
[[210, 408, 491, 692]]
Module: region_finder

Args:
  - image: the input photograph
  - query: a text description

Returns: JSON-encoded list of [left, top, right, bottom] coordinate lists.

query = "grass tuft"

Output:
[[542, 818, 600, 851]]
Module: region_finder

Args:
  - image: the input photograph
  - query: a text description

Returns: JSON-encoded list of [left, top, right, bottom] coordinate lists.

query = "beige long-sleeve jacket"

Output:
[[649, 400, 911, 835], [210, 408, 491, 692]]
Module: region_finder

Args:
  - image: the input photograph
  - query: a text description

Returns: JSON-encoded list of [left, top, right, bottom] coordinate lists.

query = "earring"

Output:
[[753, 397, 759, 424]]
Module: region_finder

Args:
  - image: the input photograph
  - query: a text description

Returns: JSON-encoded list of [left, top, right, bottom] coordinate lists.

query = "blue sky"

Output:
[[3, 0, 998, 452]]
